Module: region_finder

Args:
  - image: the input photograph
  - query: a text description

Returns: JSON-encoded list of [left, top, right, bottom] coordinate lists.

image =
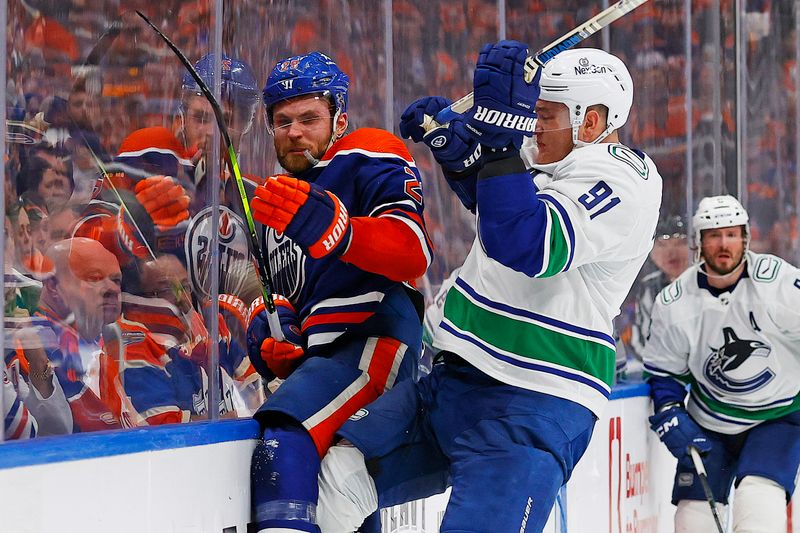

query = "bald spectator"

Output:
[[36, 238, 190, 430]]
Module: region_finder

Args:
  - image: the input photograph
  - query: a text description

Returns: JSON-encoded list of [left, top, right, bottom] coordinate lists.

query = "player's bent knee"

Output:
[[674, 499, 727, 532], [317, 444, 378, 533], [733, 476, 787, 533]]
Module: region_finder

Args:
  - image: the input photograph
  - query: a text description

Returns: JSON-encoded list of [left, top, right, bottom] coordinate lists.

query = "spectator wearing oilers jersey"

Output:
[[247, 51, 433, 533], [132, 254, 259, 418], [35, 238, 191, 430]]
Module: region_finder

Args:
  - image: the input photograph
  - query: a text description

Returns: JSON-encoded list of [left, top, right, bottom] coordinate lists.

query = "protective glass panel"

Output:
[[393, 0, 499, 298], [740, 2, 799, 262], [1, 0, 259, 443], [606, 0, 693, 377]]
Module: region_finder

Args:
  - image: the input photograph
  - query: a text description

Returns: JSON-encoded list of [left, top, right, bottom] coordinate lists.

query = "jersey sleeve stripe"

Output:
[[368, 200, 418, 217], [381, 213, 433, 267], [540, 206, 571, 276], [306, 331, 347, 348], [642, 362, 688, 378], [115, 146, 194, 166], [537, 193, 576, 270]]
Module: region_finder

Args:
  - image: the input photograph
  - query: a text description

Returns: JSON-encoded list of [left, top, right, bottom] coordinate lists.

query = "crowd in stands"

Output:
[[3, 0, 799, 440]]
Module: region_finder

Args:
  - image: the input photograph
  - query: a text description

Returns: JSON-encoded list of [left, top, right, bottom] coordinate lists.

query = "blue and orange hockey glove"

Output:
[[251, 175, 351, 259], [246, 295, 304, 379], [134, 175, 190, 228]]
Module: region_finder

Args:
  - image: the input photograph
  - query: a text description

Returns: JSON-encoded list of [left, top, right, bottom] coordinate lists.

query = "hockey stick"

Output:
[[426, 0, 651, 131], [689, 446, 726, 533], [136, 10, 284, 340]]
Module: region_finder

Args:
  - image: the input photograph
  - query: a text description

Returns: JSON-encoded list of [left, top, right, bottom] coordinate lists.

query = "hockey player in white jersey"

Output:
[[313, 42, 662, 533], [644, 195, 800, 533]]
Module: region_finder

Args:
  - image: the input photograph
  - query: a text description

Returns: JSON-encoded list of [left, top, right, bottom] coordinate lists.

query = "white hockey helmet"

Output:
[[538, 48, 633, 146], [692, 195, 749, 260]]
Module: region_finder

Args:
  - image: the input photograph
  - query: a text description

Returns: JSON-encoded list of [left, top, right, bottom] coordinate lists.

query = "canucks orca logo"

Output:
[[703, 327, 774, 393]]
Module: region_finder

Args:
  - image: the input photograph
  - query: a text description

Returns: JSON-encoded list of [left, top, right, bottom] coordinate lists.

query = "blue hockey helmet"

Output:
[[263, 52, 349, 123], [181, 53, 260, 134]]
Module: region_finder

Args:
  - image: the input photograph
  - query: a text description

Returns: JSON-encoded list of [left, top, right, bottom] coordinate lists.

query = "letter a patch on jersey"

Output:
[[404, 167, 423, 205]]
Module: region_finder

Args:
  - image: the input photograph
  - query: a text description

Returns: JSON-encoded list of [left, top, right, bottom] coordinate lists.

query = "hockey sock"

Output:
[[251, 423, 321, 533]]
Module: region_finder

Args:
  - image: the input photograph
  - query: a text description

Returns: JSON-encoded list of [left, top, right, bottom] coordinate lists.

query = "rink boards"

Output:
[[0, 383, 796, 533]]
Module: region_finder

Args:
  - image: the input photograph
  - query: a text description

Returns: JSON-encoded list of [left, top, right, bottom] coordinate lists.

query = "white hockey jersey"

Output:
[[433, 143, 662, 416], [643, 252, 800, 434]]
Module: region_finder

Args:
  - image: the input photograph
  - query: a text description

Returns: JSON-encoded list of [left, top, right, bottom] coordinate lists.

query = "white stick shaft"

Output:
[[438, 0, 650, 121], [689, 446, 707, 476]]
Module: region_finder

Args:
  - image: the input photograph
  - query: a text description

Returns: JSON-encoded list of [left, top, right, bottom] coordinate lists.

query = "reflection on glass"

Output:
[[4, 1, 800, 441]]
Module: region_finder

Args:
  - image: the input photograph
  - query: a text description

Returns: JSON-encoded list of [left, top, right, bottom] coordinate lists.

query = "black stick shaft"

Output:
[[136, 10, 283, 340]]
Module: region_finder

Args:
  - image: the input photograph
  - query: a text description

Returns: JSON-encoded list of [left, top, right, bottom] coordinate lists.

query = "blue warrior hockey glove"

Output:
[[466, 40, 540, 152], [400, 97, 482, 174], [649, 405, 712, 461], [400, 96, 481, 211]]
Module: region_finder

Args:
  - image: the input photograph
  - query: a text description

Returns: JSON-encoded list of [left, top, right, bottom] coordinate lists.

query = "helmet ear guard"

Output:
[[538, 48, 633, 147]]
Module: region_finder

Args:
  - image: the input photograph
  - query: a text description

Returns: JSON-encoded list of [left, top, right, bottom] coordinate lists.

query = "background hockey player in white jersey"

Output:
[[313, 41, 662, 532], [644, 195, 800, 533]]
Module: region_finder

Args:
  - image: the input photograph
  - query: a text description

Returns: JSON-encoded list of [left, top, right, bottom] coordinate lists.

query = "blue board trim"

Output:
[[0, 418, 261, 470], [1, 384, 650, 471], [609, 382, 650, 400]]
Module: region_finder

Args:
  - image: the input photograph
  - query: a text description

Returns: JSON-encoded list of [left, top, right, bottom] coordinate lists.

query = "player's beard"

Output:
[[705, 247, 745, 276], [277, 144, 326, 174]]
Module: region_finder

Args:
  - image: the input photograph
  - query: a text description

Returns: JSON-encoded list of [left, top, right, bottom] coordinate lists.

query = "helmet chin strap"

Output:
[[570, 109, 615, 148], [696, 253, 747, 280]]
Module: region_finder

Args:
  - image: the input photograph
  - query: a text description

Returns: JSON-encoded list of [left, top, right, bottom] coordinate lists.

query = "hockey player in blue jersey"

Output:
[[246, 51, 433, 533], [313, 42, 662, 532], [644, 195, 800, 532]]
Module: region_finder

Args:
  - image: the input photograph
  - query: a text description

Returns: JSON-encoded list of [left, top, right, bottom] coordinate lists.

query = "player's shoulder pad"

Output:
[[118, 127, 188, 158], [601, 143, 651, 181], [563, 143, 650, 181], [748, 251, 786, 284], [656, 265, 697, 306], [657, 277, 684, 306], [323, 127, 415, 165]]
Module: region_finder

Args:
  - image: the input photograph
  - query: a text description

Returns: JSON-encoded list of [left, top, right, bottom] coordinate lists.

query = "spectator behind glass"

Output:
[[18, 151, 74, 214], [36, 238, 190, 430], [134, 254, 257, 418]]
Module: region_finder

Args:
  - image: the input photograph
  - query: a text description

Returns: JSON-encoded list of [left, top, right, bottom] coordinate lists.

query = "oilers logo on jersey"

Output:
[[185, 206, 250, 299], [703, 327, 774, 394], [265, 229, 306, 301]]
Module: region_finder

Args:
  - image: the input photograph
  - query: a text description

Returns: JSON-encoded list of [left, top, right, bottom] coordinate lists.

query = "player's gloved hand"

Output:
[[246, 295, 304, 379], [116, 195, 187, 261], [400, 96, 483, 175], [251, 175, 351, 259], [648, 405, 712, 461], [467, 40, 540, 152], [134, 175, 191, 228]]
